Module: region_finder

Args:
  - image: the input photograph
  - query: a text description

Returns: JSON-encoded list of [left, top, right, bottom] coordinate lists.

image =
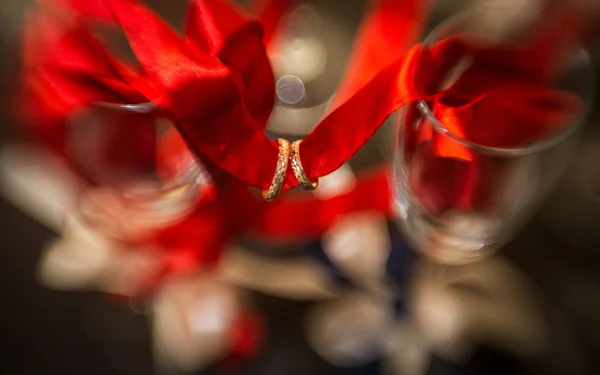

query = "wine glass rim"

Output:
[[418, 7, 596, 156]]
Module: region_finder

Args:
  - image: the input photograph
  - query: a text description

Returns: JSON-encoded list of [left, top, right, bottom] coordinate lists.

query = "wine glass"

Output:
[[66, 101, 207, 236], [37, 100, 208, 296], [393, 8, 595, 265]]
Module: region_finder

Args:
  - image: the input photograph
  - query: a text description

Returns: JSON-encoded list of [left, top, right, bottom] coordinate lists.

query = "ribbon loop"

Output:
[[20, 0, 585, 194]]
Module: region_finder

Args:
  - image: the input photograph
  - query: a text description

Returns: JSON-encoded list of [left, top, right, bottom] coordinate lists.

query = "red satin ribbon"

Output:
[[20, 0, 585, 232], [29, 0, 581, 193], [18, 0, 425, 232], [151, 0, 427, 240]]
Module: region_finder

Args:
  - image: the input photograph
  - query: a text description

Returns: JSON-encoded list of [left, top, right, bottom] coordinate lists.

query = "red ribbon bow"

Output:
[[19, 0, 585, 254]]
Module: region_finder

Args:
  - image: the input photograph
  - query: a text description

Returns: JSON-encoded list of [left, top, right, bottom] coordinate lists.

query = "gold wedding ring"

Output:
[[262, 138, 290, 201], [290, 140, 320, 190]]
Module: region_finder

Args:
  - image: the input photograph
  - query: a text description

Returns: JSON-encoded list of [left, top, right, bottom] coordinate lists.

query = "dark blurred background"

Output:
[[1, 1, 600, 375]]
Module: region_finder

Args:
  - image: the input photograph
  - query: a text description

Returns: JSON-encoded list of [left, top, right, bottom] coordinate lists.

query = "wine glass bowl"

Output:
[[393, 9, 595, 264], [66, 101, 207, 231]]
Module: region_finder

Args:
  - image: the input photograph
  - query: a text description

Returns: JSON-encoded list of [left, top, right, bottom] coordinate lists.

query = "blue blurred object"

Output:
[[387, 229, 418, 317], [305, 240, 354, 287], [306, 224, 418, 317], [306, 224, 418, 287], [386, 228, 418, 283]]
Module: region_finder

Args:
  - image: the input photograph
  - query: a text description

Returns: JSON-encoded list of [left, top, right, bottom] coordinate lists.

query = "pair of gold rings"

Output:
[[262, 139, 320, 201]]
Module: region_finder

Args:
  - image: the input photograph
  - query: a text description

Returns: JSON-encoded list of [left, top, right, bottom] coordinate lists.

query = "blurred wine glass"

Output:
[[393, 7, 594, 265], [66, 102, 208, 237]]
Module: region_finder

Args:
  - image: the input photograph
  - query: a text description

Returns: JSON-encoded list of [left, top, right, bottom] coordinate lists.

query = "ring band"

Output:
[[290, 140, 319, 190], [262, 138, 290, 201]]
